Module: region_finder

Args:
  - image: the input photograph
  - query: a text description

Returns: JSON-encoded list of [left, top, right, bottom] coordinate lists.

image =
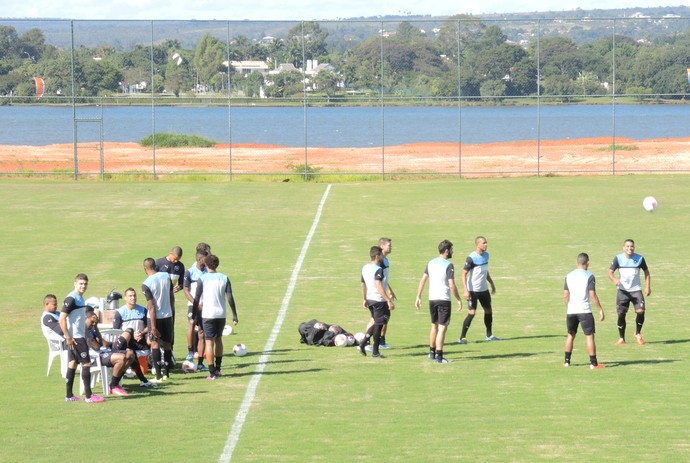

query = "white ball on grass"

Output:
[[233, 343, 248, 357], [643, 196, 658, 212]]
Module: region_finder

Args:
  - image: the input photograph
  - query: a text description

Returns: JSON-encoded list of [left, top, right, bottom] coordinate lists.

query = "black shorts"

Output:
[[367, 301, 390, 325], [68, 337, 92, 365], [468, 290, 492, 311], [616, 290, 645, 314], [429, 300, 452, 326], [566, 313, 596, 336], [202, 318, 226, 340], [149, 317, 174, 344]]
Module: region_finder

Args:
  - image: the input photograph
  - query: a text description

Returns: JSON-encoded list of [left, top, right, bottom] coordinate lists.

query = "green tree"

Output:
[[287, 21, 329, 68], [194, 34, 226, 90]]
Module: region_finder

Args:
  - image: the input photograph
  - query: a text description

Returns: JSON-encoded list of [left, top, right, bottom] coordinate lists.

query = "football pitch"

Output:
[[1, 176, 689, 462]]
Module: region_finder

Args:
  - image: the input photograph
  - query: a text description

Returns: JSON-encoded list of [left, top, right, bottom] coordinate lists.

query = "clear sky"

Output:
[[3, 0, 685, 21]]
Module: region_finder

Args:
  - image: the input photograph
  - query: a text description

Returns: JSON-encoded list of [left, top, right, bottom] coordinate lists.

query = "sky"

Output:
[[3, 0, 685, 21]]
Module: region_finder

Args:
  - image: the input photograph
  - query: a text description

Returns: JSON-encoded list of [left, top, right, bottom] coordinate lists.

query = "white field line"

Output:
[[219, 184, 332, 463]]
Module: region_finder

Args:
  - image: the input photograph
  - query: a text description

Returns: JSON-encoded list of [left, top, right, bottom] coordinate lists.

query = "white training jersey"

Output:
[[142, 271, 173, 319], [610, 252, 648, 292], [361, 262, 385, 303], [464, 251, 490, 292], [424, 257, 455, 301], [198, 272, 230, 319], [564, 268, 596, 314]]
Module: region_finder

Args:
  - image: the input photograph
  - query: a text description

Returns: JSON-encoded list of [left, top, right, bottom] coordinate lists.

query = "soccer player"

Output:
[[358, 245, 395, 358], [364, 237, 396, 350], [84, 309, 135, 395], [608, 239, 651, 345], [192, 254, 238, 380], [563, 253, 605, 369], [58, 273, 105, 403], [415, 240, 462, 364], [41, 294, 63, 340], [155, 246, 185, 334], [183, 251, 209, 370], [142, 257, 175, 383], [458, 236, 499, 343]]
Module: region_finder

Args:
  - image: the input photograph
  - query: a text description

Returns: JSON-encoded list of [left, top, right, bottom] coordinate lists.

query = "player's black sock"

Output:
[[436, 350, 444, 360], [111, 375, 123, 388], [372, 325, 382, 355], [380, 335, 386, 345], [163, 350, 173, 375], [617, 314, 627, 339], [66, 367, 76, 397], [215, 356, 222, 371], [484, 312, 493, 337], [589, 355, 598, 366], [635, 312, 645, 334], [131, 357, 147, 382], [152, 348, 162, 378], [461, 313, 474, 338], [564, 352, 572, 364], [429, 346, 436, 356], [81, 368, 93, 397]]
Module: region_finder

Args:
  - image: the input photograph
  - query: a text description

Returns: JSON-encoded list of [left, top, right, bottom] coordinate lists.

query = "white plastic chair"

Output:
[[100, 328, 124, 343], [79, 349, 112, 396], [44, 335, 67, 377]]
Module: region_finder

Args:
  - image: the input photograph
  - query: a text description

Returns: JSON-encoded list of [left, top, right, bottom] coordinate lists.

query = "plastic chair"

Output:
[[44, 334, 67, 377], [100, 328, 124, 343], [79, 349, 112, 396]]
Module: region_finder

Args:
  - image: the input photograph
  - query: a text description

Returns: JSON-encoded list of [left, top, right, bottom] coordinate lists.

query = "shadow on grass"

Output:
[[605, 359, 679, 368], [647, 338, 690, 345], [464, 352, 542, 361]]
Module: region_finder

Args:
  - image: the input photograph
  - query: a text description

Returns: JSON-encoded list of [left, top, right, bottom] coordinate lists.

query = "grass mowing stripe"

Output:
[[219, 184, 332, 463]]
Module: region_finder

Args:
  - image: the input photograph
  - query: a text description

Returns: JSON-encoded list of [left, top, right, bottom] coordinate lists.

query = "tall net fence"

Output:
[[0, 16, 689, 179]]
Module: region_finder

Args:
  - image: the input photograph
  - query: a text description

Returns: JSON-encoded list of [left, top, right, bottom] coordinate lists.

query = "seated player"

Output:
[[41, 293, 64, 342], [113, 288, 150, 351], [85, 310, 154, 393]]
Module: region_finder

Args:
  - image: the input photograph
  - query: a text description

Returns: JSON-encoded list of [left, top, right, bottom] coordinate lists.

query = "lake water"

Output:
[[0, 104, 688, 147]]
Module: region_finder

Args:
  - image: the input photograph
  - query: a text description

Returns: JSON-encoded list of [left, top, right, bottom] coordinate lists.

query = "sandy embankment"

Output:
[[0, 137, 689, 176]]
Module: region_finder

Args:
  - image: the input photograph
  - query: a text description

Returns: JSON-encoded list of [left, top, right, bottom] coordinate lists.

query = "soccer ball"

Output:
[[354, 332, 365, 344], [334, 333, 348, 347], [233, 343, 248, 357], [125, 367, 135, 379], [182, 360, 197, 373], [643, 196, 657, 212], [346, 334, 356, 346], [222, 324, 234, 336], [328, 325, 343, 334]]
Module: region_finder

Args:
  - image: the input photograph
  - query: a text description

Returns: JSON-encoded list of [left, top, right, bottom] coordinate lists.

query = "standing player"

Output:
[[608, 239, 651, 345], [183, 251, 208, 370], [142, 257, 175, 383], [58, 273, 105, 403], [563, 253, 606, 369], [415, 240, 463, 364], [156, 246, 185, 335], [458, 236, 499, 343], [192, 254, 238, 380], [358, 246, 395, 358], [364, 237, 397, 350]]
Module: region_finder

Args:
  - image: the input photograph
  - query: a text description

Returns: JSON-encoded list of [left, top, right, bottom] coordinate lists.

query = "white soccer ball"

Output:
[[125, 367, 135, 379], [222, 324, 234, 336], [643, 196, 658, 212], [182, 360, 197, 373], [328, 325, 343, 334], [346, 334, 355, 346], [334, 333, 348, 347], [354, 332, 365, 344], [233, 343, 248, 357]]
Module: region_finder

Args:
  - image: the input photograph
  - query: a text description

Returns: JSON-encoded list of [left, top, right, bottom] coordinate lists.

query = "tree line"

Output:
[[1, 16, 689, 102]]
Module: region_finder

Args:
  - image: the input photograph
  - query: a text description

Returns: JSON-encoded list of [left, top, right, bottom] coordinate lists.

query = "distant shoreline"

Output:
[[1, 137, 689, 177]]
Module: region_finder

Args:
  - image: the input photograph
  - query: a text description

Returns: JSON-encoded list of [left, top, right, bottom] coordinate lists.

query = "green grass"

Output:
[[1, 176, 689, 462], [139, 132, 217, 148]]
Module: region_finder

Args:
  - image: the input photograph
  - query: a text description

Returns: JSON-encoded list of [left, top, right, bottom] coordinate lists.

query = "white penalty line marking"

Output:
[[219, 184, 332, 463]]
